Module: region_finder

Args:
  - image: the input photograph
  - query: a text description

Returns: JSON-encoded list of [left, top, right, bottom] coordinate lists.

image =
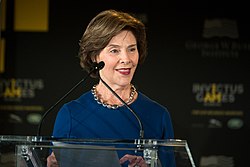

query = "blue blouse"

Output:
[[52, 91, 175, 167]]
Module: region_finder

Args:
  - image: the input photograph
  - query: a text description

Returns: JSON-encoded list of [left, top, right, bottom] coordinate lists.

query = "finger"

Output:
[[134, 156, 147, 167], [120, 154, 137, 164], [47, 152, 59, 167], [119, 154, 130, 164], [135, 156, 143, 163], [129, 156, 143, 167], [137, 158, 148, 167]]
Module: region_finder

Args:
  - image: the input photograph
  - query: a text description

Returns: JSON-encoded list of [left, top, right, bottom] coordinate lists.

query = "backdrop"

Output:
[[0, 0, 249, 166]]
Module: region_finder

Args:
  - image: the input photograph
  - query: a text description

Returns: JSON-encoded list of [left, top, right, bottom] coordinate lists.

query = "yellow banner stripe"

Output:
[[14, 0, 49, 32], [0, 0, 6, 31], [0, 39, 5, 73]]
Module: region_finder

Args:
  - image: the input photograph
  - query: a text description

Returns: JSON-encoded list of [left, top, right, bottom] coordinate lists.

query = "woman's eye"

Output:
[[129, 47, 136, 52], [110, 49, 119, 53]]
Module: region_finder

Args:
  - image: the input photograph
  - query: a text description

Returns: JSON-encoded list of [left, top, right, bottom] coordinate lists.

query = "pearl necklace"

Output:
[[91, 84, 136, 109]]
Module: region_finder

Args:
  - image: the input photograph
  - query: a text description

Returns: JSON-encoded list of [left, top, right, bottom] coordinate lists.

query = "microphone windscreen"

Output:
[[92, 61, 105, 71], [97, 61, 105, 70]]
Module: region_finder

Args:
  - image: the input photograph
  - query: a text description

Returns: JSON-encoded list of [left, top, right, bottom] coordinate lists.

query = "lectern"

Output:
[[0, 135, 196, 167]]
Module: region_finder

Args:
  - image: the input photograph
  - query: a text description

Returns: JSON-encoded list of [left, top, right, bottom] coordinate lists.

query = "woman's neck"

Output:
[[94, 82, 136, 106]]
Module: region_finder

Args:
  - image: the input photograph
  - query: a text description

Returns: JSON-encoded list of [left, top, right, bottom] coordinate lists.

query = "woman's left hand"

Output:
[[119, 154, 148, 167]]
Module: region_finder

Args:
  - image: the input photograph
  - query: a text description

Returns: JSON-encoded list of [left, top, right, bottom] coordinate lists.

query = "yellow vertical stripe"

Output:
[[0, 0, 6, 73], [0, 39, 5, 73], [0, 0, 6, 31], [14, 0, 49, 32]]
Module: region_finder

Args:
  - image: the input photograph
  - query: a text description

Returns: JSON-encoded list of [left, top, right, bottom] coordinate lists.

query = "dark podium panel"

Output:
[[0, 135, 196, 167]]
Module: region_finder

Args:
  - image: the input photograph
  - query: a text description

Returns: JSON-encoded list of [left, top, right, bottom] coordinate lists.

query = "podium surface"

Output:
[[0, 135, 196, 167]]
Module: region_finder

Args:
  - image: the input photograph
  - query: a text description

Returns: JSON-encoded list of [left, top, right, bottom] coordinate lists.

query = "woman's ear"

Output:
[[91, 57, 97, 64]]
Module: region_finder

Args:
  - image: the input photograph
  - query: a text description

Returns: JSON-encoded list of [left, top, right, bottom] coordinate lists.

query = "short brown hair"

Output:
[[78, 9, 147, 78]]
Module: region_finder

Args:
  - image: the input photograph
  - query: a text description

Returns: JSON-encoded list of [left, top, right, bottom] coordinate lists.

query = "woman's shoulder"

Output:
[[61, 90, 93, 108], [136, 92, 169, 112]]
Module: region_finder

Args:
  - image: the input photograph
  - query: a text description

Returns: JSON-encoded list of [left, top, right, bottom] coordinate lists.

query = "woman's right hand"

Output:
[[47, 152, 59, 167], [119, 154, 148, 167]]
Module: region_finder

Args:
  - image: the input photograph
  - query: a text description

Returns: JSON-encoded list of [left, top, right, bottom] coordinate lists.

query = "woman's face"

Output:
[[97, 30, 139, 88]]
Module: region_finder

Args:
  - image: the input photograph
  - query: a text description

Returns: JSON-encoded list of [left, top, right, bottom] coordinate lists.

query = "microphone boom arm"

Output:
[[99, 77, 144, 139], [37, 62, 105, 136]]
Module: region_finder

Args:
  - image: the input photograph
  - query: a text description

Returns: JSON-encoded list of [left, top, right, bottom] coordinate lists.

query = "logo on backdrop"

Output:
[[191, 83, 244, 129], [185, 18, 250, 58], [192, 83, 244, 106], [202, 19, 238, 39], [0, 78, 44, 102], [200, 155, 234, 167]]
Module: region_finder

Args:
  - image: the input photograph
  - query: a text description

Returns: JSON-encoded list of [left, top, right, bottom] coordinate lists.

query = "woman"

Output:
[[47, 9, 174, 167]]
